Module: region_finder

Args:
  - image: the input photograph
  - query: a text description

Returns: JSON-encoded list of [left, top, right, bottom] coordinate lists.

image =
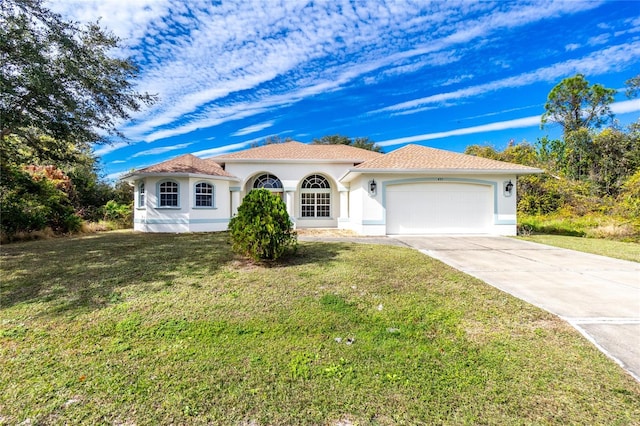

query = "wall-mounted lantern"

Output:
[[368, 179, 377, 196], [504, 180, 514, 197]]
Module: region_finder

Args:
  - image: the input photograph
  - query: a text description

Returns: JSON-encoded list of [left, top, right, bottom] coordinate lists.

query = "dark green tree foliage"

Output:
[[228, 189, 297, 261], [541, 74, 616, 136], [0, 164, 81, 239], [0, 0, 156, 144], [311, 134, 383, 152], [0, 0, 152, 238], [591, 127, 640, 195]]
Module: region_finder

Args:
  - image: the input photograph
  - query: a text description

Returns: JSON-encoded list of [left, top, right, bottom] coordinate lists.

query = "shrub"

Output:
[[616, 170, 640, 220], [517, 174, 566, 215], [103, 200, 133, 227], [228, 189, 297, 261], [0, 163, 81, 240]]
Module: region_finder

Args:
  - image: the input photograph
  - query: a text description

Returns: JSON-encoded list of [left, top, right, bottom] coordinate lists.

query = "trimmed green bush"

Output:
[[228, 189, 297, 261]]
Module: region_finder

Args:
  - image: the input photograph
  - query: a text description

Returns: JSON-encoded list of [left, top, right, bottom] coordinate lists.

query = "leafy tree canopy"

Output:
[[311, 134, 382, 152], [541, 74, 616, 136], [0, 0, 150, 239], [0, 0, 156, 146]]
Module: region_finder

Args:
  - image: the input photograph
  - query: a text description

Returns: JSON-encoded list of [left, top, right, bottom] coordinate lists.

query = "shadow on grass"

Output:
[[0, 231, 351, 316]]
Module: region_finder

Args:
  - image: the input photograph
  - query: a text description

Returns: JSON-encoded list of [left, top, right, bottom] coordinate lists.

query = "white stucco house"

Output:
[[122, 142, 541, 236]]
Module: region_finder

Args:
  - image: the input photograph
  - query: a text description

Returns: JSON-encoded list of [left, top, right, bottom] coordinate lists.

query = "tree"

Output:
[[311, 134, 382, 152], [0, 163, 82, 239], [0, 0, 155, 238], [625, 74, 640, 99], [352, 137, 383, 152], [228, 189, 297, 261], [591, 127, 640, 196], [541, 74, 616, 136], [465, 140, 538, 166], [0, 0, 156, 146], [250, 135, 293, 148]]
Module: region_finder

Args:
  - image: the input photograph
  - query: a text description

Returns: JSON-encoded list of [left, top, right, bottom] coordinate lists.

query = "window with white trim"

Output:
[[138, 183, 145, 208], [195, 182, 214, 207], [300, 174, 331, 218], [158, 180, 179, 207]]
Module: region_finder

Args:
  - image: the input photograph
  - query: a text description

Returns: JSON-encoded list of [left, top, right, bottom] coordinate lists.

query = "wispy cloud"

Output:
[[192, 139, 261, 158], [104, 170, 128, 181], [611, 99, 640, 115], [130, 142, 193, 158], [93, 141, 129, 156], [374, 41, 640, 115], [377, 116, 542, 147], [232, 121, 275, 137], [377, 99, 640, 147], [51, 0, 604, 149]]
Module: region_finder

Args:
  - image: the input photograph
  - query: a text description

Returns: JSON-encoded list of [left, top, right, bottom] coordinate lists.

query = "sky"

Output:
[[46, 0, 640, 181]]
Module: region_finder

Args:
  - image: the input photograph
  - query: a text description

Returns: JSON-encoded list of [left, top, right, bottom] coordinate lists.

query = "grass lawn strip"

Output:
[[519, 234, 640, 263], [1, 231, 639, 425]]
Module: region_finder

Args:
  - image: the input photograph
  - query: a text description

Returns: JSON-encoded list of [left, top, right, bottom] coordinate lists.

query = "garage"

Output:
[[386, 182, 494, 234]]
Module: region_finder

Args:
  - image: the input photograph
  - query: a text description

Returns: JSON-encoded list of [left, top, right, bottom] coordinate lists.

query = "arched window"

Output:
[[158, 180, 179, 207], [253, 174, 283, 190], [138, 183, 145, 208], [301, 174, 331, 218], [195, 182, 214, 207]]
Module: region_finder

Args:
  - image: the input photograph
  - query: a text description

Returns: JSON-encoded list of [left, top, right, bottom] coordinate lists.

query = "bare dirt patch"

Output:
[[296, 228, 359, 237]]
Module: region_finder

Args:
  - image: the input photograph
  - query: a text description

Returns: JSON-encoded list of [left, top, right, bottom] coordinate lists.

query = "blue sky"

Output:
[[47, 0, 640, 180]]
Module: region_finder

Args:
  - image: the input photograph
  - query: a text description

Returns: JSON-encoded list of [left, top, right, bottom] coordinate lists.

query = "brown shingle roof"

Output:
[[213, 141, 383, 162], [135, 154, 235, 177], [355, 144, 541, 171]]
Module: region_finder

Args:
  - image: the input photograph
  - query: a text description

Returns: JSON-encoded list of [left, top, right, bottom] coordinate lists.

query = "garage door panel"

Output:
[[386, 183, 493, 234]]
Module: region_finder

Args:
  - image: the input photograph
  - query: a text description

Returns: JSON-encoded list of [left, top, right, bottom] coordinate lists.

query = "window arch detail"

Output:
[[194, 182, 214, 208], [158, 180, 179, 207], [253, 174, 283, 190], [302, 174, 331, 189], [300, 174, 331, 218]]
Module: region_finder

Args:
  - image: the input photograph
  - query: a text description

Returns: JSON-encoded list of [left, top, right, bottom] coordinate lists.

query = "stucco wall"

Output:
[[131, 166, 520, 236], [133, 176, 232, 232], [344, 173, 518, 236], [223, 161, 351, 228]]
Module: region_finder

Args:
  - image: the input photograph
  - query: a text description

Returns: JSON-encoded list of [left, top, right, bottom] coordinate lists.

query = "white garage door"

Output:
[[386, 182, 493, 234]]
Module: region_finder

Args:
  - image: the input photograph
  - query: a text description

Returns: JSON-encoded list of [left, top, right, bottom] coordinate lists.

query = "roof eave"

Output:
[[339, 167, 543, 182], [120, 172, 240, 182], [211, 158, 373, 165]]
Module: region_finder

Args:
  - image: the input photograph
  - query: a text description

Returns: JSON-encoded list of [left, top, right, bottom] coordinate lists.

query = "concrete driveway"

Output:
[[394, 236, 640, 381]]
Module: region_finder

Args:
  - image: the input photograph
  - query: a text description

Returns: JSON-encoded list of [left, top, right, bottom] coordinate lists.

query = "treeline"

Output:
[[1, 133, 133, 241], [466, 74, 639, 240], [1, 0, 154, 242]]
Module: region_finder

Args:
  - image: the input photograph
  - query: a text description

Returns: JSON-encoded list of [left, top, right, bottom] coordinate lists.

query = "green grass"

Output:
[[519, 234, 640, 263], [519, 213, 640, 242], [2, 231, 639, 425]]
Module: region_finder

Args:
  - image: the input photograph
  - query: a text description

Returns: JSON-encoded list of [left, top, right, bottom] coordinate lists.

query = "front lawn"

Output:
[[1, 232, 639, 425]]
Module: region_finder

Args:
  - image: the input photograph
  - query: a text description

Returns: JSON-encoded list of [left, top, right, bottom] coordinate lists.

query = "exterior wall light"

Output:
[[369, 179, 377, 196], [504, 180, 514, 197]]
